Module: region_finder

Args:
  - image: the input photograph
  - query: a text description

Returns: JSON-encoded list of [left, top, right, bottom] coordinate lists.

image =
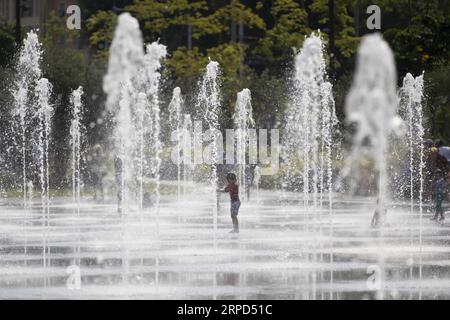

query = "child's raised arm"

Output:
[[217, 185, 230, 193]]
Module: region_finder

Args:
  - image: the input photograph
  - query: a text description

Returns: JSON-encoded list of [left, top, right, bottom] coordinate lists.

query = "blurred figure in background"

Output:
[[447, 170, 450, 197], [424, 139, 448, 201], [430, 169, 447, 223], [88, 144, 106, 202], [371, 198, 387, 228], [114, 156, 123, 213], [436, 139, 450, 173], [244, 164, 255, 200]]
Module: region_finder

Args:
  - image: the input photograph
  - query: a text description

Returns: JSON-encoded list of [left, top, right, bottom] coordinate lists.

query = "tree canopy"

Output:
[[0, 0, 449, 185]]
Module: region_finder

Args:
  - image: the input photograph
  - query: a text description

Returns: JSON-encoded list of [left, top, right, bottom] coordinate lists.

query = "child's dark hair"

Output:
[[226, 172, 237, 182]]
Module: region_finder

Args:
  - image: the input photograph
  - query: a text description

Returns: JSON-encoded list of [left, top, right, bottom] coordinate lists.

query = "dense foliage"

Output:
[[0, 0, 449, 186]]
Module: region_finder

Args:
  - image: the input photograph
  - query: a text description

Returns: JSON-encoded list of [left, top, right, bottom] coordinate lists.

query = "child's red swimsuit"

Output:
[[224, 183, 240, 202]]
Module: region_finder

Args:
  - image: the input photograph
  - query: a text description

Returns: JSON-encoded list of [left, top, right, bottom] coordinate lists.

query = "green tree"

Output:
[[127, 0, 213, 47], [309, 0, 359, 73], [425, 65, 450, 142], [86, 10, 117, 59], [372, 0, 450, 76], [165, 46, 208, 83], [40, 12, 94, 186], [255, 0, 310, 72], [42, 12, 86, 92], [0, 21, 15, 68], [205, 0, 265, 39]]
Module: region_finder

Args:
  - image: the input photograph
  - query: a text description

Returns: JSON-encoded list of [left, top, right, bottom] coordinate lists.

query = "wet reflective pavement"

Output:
[[1, 188, 449, 299]]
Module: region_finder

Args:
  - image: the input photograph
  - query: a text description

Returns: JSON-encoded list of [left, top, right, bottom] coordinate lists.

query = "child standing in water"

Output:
[[218, 173, 241, 233], [431, 169, 447, 222]]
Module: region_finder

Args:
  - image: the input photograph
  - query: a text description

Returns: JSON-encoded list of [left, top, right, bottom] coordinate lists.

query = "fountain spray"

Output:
[[234, 89, 255, 200], [344, 33, 401, 299], [345, 33, 400, 226], [36, 78, 53, 217], [196, 60, 221, 300], [141, 42, 167, 231], [12, 30, 43, 208], [35, 77, 54, 285], [70, 87, 84, 268], [399, 73, 425, 211], [70, 87, 84, 212], [399, 72, 425, 295], [196, 60, 221, 247], [104, 13, 144, 213], [284, 33, 338, 211], [169, 87, 184, 201], [182, 114, 193, 197]]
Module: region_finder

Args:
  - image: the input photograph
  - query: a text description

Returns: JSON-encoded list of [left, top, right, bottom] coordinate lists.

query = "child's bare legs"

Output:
[[432, 194, 445, 221], [230, 201, 241, 233], [437, 194, 445, 221], [117, 187, 123, 213], [231, 214, 239, 232]]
